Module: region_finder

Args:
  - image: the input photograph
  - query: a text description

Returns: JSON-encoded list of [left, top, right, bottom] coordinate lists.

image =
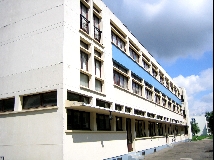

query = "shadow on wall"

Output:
[[201, 125, 208, 136], [66, 132, 126, 143]]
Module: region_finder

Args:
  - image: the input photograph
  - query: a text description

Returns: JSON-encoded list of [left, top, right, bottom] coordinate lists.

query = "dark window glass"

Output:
[[23, 94, 41, 109], [116, 117, 122, 131], [43, 91, 57, 106], [96, 99, 110, 108], [67, 109, 90, 130], [96, 114, 111, 131], [0, 98, 15, 112], [67, 92, 89, 104], [115, 104, 122, 111], [23, 91, 57, 109]]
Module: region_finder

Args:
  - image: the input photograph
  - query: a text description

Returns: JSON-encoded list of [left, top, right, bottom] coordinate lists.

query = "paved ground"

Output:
[[143, 139, 213, 160]]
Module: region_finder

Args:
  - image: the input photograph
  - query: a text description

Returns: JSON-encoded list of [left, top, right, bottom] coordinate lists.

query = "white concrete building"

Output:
[[0, 0, 191, 159], [191, 115, 211, 136]]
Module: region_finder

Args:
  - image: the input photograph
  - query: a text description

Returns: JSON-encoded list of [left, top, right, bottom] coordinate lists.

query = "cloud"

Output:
[[173, 68, 213, 95], [102, 0, 213, 63], [173, 68, 213, 115]]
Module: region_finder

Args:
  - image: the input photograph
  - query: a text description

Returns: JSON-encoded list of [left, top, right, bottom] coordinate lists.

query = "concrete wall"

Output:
[[64, 131, 127, 160], [0, 0, 65, 159], [191, 115, 209, 136]]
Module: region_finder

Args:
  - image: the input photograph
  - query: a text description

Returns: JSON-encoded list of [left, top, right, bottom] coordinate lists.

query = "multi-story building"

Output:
[[0, 0, 191, 159], [191, 115, 211, 136]]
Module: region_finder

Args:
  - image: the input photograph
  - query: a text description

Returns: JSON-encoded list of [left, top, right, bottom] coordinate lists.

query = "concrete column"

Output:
[[14, 94, 22, 111], [89, 45, 95, 90], [111, 115, 116, 131], [145, 120, 149, 137], [90, 112, 97, 131], [155, 122, 158, 136]]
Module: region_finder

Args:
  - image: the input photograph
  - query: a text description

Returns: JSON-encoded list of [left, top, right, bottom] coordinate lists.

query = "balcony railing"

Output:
[[80, 14, 90, 34], [94, 26, 102, 42]]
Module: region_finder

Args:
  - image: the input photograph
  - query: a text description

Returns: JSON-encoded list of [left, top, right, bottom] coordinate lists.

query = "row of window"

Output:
[[67, 108, 180, 136], [0, 91, 57, 112], [80, 40, 103, 92], [80, 1, 102, 43], [0, 91, 182, 124], [110, 24, 180, 98], [112, 62, 182, 114]]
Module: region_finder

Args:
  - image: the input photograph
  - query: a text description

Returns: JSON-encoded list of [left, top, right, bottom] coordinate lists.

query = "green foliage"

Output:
[[191, 122, 200, 135], [192, 135, 213, 141], [205, 111, 213, 134]]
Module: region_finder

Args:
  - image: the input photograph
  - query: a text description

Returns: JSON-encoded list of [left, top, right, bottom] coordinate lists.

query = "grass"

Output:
[[192, 135, 213, 141]]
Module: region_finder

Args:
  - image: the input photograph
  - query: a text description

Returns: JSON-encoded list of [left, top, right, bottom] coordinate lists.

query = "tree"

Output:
[[205, 111, 213, 134], [191, 121, 200, 136]]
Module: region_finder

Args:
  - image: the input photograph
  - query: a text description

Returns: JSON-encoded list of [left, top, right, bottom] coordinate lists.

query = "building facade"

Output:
[[0, 0, 192, 159], [191, 115, 211, 136]]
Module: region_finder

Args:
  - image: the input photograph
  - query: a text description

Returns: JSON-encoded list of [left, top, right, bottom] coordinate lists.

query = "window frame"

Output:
[[67, 109, 90, 130], [96, 113, 111, 131]]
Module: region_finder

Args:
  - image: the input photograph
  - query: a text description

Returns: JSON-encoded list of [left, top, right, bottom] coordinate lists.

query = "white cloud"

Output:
[[173, 68, 213, 115]]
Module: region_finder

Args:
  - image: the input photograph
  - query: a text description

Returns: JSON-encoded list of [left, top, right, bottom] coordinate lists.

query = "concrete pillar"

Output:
[[145, 120, 149, 137], [122, 117, 126, 131], [111, 115, 116, 131], [90, 112, 97, 131], [14, 94, 22, 111]]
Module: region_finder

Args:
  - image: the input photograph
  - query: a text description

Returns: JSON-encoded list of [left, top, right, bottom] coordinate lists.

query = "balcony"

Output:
[[94, 26, 102, 42], [80, 14, 90, 34]]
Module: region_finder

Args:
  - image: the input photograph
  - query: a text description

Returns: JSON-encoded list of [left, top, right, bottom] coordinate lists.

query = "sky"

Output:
[[102, 0, 213, 116]]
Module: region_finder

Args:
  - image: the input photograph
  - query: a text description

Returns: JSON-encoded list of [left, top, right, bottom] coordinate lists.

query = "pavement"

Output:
[[143, 139, 213, 160]]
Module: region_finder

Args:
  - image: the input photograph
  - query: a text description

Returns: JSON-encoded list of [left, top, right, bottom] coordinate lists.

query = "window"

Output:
[[132, 81, 142, 96], [95, 59, 101, 77], [80, 51, 88, 71], [23, 91, 57, 109], [80, 40, 88, 50], [0, 98, 15, 112], [157, 123, 163, 136], [134, 109, 145, 116], [152, 68, 157, 78], [115, 104, 122, 111], [96, 99, 110, 108], [95, 79, 102, 92], [145, 88, 152, 100], [111, 31, 125, 51], [96, 114, 111, 131], [67, 92, 90, 104], [132, 74, 142, 96], [142, 59, 150, 71], [173, 105, 176, 112], [148, 121, 156, 136], [168, 102, 171, 110], [113, 62, 128, 74], [113, 71, 128, 89], [154, 94, 160, 104], [135, 120, 146, 137], [80, 2, 89, 33], [116, 116, 123, 131], [67, 109, 90, 130], [160, 76, 164, 84], [129, 48, 139, 62], [125, 107, 131, 113], [162, 98, 166, 107], [80, 73, 89, 88], [93, 14, 102, 42], [94, 50, 101, 57]]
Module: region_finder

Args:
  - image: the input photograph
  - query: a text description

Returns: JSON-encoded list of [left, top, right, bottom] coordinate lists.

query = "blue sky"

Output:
[[102, 0, 213, 116]]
